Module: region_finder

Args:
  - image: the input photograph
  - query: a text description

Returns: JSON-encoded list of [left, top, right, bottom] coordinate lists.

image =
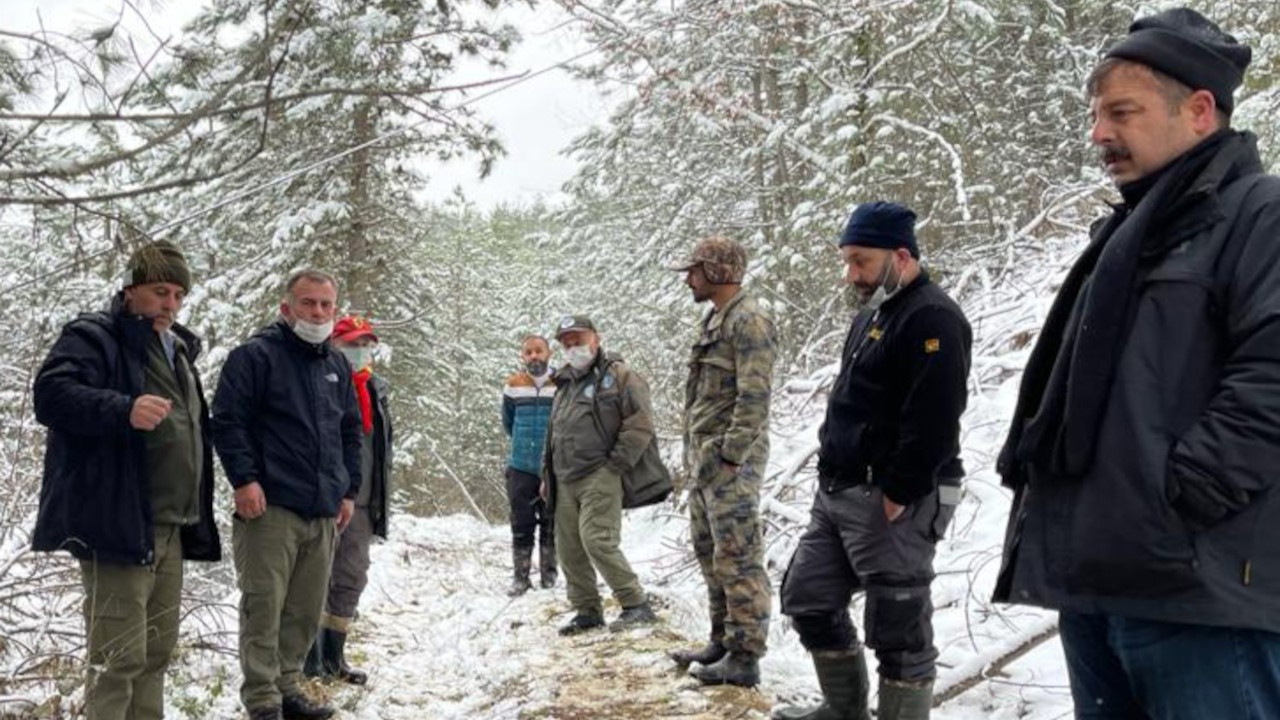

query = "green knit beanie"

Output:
[[125, 240, 191, 292]]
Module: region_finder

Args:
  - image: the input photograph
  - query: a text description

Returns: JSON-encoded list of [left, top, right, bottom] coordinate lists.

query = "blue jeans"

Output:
[[1060, 611, 1280, 719]]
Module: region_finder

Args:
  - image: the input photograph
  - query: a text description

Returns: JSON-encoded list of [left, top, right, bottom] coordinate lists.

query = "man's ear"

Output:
[[1186, 89, 1219, 135]]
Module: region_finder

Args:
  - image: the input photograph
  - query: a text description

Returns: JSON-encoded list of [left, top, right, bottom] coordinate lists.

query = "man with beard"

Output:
[[668, 236, 775, 688], [773, 202, 971, 720], [212, 270, 362, 720], [994, 9, 1280, 718], [501, 334, 558, 596], [32, 239, 221, 720]]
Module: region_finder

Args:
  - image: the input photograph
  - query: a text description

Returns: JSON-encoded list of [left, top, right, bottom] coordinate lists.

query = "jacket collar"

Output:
[[108, 291, 203, 361], [879, 268, 931, 314], [703, 288, 750, 334]]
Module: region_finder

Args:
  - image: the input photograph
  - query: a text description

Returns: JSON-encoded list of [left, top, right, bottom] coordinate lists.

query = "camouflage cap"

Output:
[[668, 236, 747, 284], [555, 314, 597, 340]]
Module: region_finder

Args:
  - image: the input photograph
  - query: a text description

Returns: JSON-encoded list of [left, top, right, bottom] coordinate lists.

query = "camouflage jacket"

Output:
[[544, 351, 656, 487], [683, 290, 776, 485]]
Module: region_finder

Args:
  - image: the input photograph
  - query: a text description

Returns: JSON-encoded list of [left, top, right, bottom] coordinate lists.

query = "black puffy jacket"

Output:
[[32, 294, 220, 565], [211, 321, 362, 519], [995, 134, 1280, 633]]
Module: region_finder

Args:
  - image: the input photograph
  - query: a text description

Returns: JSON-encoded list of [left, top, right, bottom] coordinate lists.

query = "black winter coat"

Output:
[[367, 374, 393, 539], [32, 294, 221, 565], [211, 321, 362, 519], [818, 273, 972, 506], [995, 134, 1280, 633]]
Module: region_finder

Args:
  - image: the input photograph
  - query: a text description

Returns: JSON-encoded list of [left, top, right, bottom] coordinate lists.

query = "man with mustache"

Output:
[[774, 202, 971, 720], [32, 239, 221, 720], [994, 8, 1280, 718]]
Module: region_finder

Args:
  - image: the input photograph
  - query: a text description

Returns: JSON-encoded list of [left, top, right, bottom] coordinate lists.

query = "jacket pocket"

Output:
[[697, 354, 736, 399], [818, 421, 867, 480], [1140, 271, 1223, 435], [1167, 454, 1251, 532]]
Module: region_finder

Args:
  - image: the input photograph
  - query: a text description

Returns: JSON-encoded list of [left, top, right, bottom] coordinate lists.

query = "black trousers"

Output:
[[506, 467, 553, 549]]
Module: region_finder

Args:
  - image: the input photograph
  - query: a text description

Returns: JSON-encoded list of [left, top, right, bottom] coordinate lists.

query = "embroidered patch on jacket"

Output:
[[924, 338, 941, 354], [868, 327, 883, 341]]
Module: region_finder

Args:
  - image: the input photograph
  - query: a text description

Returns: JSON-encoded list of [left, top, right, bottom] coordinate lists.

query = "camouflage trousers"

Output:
[[689, 460, 771, 656]]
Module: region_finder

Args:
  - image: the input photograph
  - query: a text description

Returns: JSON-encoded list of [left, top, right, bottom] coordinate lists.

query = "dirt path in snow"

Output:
[[315, 516, 772, 720]]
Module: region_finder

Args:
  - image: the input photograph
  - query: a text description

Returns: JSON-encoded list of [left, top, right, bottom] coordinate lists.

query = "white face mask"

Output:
[[565, 345, 596, 371], [340, 346, 374, 370], [861, 257, 903, 311], [292, 318, 335, 345]]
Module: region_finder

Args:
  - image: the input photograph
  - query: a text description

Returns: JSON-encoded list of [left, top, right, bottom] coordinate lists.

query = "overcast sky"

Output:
[[11, 1, 608, 209]]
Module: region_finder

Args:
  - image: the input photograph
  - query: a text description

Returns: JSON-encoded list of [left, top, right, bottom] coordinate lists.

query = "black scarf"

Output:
[[1003, 130, 1241, 480]]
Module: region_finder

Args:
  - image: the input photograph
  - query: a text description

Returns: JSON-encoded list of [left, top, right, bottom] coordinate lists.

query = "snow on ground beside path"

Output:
[[6, 238, 1085, 719], [166, 498, 1072, 719]]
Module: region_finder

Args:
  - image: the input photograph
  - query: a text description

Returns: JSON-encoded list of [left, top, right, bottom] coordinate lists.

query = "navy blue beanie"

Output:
[[839, 201, 918, 258]]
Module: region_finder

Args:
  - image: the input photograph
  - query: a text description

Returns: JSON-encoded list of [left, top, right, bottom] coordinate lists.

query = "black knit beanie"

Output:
[[1105, 7, 1251, 115]]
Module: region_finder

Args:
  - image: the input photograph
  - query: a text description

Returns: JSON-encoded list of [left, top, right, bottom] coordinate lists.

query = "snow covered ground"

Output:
[[153, 349, 1080, 719], [1, 237, 1086, 719], [160, 503, 1072, 720]]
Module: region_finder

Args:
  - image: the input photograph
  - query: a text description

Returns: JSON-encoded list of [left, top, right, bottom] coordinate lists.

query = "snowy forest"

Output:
[[2, 0, 1279, 717]]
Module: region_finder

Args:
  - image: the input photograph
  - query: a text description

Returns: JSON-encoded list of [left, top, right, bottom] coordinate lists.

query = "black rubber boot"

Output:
[[876, 678, 932, 720], [248, 706, 282, 720], [539, 539, 558, 589], [302, 636, 324, 678], [690, 651, 760, 687], [671, 639, 727, 667], [671, 622, 725, 666], [320, 626, 368, 685], [771, 648, 871, 720], [508, 544, 534, 597]]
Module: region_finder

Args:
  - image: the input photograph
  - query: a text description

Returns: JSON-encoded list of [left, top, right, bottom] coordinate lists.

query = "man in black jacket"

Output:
[[212, 270, 362, 720], [994, 8, 1280, 719], [33, 239, 221, 720], [774, 202, 970, 720]]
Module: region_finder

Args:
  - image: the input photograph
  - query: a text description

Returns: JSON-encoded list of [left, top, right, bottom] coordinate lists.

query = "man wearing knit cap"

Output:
[[773, 202, 971, 720], [994, 8, 1280, 718], [32, 238, 221, 720], [303, 316, 393, 685]]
